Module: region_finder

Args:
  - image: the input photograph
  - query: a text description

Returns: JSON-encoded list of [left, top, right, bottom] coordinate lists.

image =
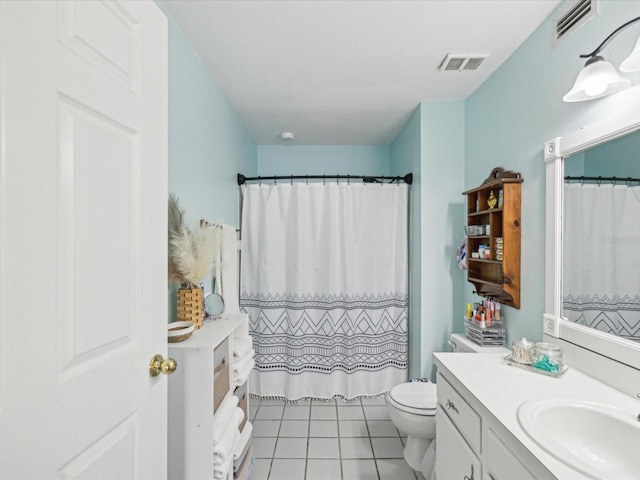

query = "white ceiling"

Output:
[[162, 0, 562, 145]]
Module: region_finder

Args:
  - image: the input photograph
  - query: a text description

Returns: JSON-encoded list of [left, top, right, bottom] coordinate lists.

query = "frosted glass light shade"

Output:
[[563, 56, 631, 102], [620, 35, 640, 72]]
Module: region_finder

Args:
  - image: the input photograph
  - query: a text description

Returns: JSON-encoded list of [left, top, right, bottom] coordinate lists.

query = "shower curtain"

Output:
[[240, 182, 409, 400], [563, 183, 640, 341]]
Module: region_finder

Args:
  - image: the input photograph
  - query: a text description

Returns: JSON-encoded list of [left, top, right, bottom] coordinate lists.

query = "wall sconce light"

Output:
[[563, 16, 640, 102]]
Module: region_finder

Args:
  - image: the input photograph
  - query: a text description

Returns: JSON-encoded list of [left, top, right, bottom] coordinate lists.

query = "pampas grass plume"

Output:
[[168, 194, 221, 288]]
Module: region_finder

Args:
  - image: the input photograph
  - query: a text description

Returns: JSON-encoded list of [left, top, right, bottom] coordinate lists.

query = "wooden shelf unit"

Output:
[[463, 168, 523, 308]]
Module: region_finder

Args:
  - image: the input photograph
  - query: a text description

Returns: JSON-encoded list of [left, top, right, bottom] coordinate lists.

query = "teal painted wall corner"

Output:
[[419, 101, 466, 379], [391, 106, 422, 377], [158, 2, 257, 322]]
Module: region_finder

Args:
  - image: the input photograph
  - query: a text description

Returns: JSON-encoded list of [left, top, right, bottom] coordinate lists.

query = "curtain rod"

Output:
[[565, 175, 640, 184], [237, 173, 413, 185]]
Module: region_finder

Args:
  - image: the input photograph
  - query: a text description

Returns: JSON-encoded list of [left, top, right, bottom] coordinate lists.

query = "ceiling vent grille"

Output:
[[553, 0, 599, 48], [438, 54, 489, 72]]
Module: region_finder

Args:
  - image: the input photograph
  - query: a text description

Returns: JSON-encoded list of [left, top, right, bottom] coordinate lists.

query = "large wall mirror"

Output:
[[563, 132, 640, 340], [544, 107, 640, 370]]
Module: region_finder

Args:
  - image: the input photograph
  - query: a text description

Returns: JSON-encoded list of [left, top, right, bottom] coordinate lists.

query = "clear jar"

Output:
[[511, 337, 535, 365], [533, 342, 563, 373]]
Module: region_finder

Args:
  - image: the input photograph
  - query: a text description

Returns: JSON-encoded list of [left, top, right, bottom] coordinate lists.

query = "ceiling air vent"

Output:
[[553, 0, 599, 48], [439, 54, 489, 72]]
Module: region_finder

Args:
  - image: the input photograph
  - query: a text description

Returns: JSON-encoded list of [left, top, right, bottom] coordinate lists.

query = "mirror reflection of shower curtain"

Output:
[[240, 182, 409, 400], [563, 184, 640, 341]]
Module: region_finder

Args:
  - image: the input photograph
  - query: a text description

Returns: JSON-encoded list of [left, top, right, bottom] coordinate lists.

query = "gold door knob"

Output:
[[149, 354, 178, 377]]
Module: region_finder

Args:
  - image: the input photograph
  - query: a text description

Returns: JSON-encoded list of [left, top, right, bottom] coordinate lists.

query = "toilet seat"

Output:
[[388, 382, 437, 416]]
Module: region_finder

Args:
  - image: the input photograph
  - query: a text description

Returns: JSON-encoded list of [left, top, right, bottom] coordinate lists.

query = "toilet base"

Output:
[[404, 437, 433, 471]]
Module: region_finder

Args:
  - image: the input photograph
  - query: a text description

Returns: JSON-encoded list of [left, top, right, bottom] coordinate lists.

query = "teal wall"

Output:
[[391, 101, 465, 379], [165, 11, 256, 224], [565, 151, 585, 176], [390, 107, 422, 376], [465, 0, 640, 345], [257, 145, 390, 176], [160, 5, 257, 321], [584, 130, 640, 177], [419, 102, 466, 378]]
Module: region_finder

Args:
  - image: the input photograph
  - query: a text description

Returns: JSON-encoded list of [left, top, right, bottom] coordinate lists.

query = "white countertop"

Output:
[[433, 352, 640, 480]]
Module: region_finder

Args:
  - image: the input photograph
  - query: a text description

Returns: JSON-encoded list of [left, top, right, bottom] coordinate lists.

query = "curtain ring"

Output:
[[612, 177, 617, 187], [306, 175, 308, 185], [347, 174, 350, 185], [337, 175, 339, 185], [323, 175, 326, 185], [258, 176, 262, 186], [597, 176, 602, 187], [291, 174, 293, 185]]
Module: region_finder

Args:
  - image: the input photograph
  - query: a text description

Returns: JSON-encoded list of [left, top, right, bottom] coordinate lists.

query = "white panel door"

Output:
[[0, 1, 167, 478]]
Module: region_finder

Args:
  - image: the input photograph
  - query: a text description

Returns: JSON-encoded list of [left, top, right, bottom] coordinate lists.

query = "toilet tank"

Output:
[[449, 333, 510, 354]]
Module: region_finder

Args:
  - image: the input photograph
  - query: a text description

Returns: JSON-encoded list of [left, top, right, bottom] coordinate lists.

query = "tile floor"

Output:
[[248, 396, 426, 480]]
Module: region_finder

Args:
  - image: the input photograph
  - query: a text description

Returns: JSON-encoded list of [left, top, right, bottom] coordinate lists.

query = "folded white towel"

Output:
[[233, 335, 253, 360], [214, 456, 233, 480], [214, 408, 244, 464], [213, 395, 239, 441], [233, 422, 253, 463], [214, 427, 239, 466], [233, 349, 255, 378], [233, 358, 255, 387], [220, 224, 240, 314]]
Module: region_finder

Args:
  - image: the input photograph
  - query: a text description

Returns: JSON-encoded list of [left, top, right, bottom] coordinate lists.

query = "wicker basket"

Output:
[[168, 321, 195, 343], [177, 288, 204, 329]]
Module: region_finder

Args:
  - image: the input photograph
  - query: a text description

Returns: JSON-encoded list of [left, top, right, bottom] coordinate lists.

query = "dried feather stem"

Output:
[[168, 194, 222, 288]]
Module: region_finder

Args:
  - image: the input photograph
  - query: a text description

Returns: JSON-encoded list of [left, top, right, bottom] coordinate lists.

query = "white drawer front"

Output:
[[437, 372, 481, 454]]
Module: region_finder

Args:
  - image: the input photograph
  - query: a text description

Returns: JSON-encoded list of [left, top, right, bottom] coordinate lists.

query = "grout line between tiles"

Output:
[[336, 399, 344, 479], [302, 398, 312, 479], [360, 398, 382, 479]]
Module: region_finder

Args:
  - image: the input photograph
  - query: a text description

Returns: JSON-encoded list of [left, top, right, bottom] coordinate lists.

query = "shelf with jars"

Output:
[[463, 167, 523, 309]]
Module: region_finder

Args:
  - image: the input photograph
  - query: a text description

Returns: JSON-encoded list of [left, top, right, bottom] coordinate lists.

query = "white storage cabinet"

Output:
[[168, 314, 250, 480]]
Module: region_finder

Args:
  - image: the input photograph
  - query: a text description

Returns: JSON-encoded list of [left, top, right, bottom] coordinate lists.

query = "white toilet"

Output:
[[387, 333, 510, 474]]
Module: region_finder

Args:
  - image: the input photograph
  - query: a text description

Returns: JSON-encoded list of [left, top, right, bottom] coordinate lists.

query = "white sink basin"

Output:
[[518, 398, 640, 479]]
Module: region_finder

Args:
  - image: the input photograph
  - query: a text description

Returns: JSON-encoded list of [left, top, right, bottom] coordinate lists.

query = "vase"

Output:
[[177, 288, 204, 329]]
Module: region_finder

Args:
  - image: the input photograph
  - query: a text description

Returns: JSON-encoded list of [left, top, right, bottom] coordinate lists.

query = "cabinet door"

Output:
[[483, 426, 537, 480], [437, 405, 481, 480]]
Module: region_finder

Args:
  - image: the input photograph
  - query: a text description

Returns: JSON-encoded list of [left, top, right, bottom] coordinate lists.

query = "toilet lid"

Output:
[[389, 382, 437, 411]]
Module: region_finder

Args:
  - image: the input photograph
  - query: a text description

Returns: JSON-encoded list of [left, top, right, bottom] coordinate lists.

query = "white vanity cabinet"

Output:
[[434, 352, 640, 480], [168, 314, 251, 480], [436, 371, 546, 480]]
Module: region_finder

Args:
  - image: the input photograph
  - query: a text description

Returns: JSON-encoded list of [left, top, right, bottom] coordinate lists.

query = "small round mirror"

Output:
[[204, 293, 225, 319]]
